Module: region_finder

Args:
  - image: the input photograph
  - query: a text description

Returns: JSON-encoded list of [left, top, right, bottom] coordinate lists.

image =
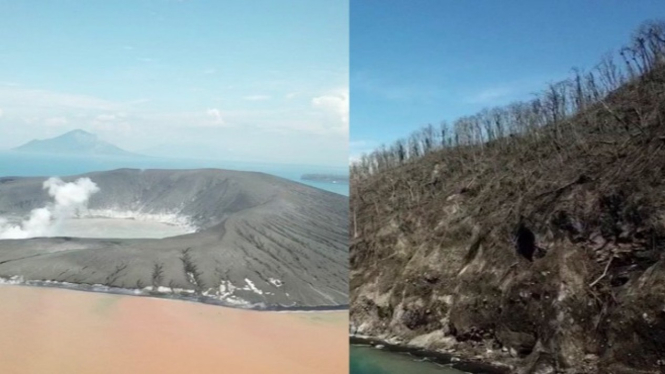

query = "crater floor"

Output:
[[55, 217, 192, 239]]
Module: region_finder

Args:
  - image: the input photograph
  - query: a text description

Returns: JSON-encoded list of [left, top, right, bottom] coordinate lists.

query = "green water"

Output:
[[350, 345, 466, 374]]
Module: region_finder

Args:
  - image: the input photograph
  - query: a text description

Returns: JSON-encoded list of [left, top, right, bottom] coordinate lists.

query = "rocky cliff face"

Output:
[[350, 65, 665, 373]]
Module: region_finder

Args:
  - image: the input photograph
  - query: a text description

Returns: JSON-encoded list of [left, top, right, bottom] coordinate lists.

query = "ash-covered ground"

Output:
[[0, 168, 349, 309]]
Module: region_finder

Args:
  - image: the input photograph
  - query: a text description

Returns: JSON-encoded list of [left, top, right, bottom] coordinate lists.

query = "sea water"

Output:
[[350, 345, 465, 374], [0, 152, 348, 196], [0, 285, 349, 374]]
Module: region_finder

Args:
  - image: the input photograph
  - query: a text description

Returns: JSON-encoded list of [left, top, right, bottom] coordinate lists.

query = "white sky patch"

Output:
[[0, 86, 119, 112], [0, 84, 348, 166], [352, 72, 437, 101], [43, 116, 68, 127], [127, 98, 151, 106], [0, 1, 348, 167], [311, 89, 349, 132], [242, 95, 271, 101], [466, 86, 515, 105], [205, 108, 224, 125], [0, 108, 3, 118], [95, 113, 118, 122], [350, 139, 375, 149], [463, 76, 552, 106]]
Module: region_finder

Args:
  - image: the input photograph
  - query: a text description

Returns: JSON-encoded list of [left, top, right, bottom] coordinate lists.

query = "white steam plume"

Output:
[[0, 177, 100, 239]]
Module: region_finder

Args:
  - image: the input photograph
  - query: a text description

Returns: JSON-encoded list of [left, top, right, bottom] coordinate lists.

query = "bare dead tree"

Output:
[[349, 20, 665, 179]]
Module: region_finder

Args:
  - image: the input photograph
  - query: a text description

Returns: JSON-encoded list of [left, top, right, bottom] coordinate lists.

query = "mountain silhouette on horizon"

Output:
[[12, 129, 141, 157]]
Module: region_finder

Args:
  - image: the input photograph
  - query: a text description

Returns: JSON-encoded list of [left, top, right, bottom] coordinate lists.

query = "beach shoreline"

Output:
[[0, 276, 349, 312]]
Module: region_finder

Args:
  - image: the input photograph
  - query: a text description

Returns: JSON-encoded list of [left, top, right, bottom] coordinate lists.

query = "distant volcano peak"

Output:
[[12, 129, 140, 157], [64, 129, 96, 137]]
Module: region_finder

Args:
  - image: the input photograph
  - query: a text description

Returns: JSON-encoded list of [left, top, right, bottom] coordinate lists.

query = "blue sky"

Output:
[[351, 0, 665, 160], [0, 0, 348, 167]]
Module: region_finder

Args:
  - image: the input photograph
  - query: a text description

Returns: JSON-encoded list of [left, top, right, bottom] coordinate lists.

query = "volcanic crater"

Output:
[[0, 168, 349, 309]]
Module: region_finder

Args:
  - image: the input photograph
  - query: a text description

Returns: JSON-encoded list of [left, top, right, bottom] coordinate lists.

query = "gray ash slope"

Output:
[[0, 168, 349, 308]]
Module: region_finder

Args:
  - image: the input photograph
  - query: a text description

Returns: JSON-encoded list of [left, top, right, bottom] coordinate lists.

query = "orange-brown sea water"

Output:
[[0, 285, 348, 374]]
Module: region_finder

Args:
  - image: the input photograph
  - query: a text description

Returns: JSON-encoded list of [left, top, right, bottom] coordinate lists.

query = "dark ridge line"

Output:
[[242, 222, 296, 274], [0, 252, 53, 265], [239, 220, 312, 276], [271, 214, 347, 255]]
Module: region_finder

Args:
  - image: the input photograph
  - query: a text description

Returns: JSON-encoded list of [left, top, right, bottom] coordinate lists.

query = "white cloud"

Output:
[[95, 114, 117, 122], [311, 89, 349, 130], [466, 87, 515, 104], [127, 98, 151, 106], [464, 77, 552, 106], [350, 140, 372, 149], [0, 86, 118, 112], [0, 83, 348, 166], [205, 108, 224, 125], [93, 121, 133, 139], [44, 117, 68, 127], [352, 72, 444, 102]]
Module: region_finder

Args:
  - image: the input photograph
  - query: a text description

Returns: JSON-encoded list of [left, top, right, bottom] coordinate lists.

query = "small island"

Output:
[[301, 173, 349, 184]]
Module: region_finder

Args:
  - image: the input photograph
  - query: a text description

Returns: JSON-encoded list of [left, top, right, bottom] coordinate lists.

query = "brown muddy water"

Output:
[[0, 285, 348, 374]]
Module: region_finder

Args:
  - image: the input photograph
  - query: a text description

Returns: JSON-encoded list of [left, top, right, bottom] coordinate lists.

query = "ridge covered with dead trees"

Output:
[[351, 20, 665, 179], [350, 20, 665, 373]]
